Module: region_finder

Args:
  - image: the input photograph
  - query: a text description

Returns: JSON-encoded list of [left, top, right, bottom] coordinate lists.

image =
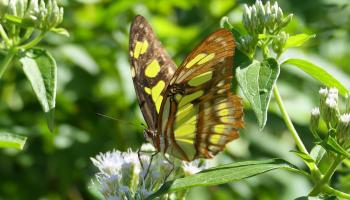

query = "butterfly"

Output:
[[129, 15, 244, 161]]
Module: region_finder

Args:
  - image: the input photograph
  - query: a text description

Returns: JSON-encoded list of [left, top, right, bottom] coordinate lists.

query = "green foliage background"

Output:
[[0, 0, 349, 199]]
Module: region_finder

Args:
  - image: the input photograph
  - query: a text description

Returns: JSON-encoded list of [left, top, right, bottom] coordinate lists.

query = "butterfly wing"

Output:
[[129, 15, 177, 129], [158, 29, 244, 161]]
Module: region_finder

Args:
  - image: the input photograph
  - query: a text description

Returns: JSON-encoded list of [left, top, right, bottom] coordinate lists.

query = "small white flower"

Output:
[[183, 162, 201, 175], [91, 150, 124, 175], [319, 87, 328, 96], [141, 143, 156, 152], [328, 87, 338, 96], [337, 113, 350, 149], [182, 159, 210, 175], [328, 88, 339, 103], [340, 114, 350, 124], [311, 107, 320, 116], [325, 97, 337, 108]]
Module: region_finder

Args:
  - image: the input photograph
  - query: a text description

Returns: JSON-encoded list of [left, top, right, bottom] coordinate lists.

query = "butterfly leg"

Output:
[[163, 155, 175, 182], [137, 148, 144, 169], [138, 148, 159, 179], [145, 151, 158, 179]]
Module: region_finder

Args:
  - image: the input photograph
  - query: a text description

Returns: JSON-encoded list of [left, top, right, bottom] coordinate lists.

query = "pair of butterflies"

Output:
[[129, 15, 244, 161]]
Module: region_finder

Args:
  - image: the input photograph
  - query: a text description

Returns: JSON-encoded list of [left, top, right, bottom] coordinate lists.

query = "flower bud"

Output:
[[0, 0, 9, 19], [256, 0, 265, 16], [255, 0, 265, 32], [272, 31, 289, 54], [319, 87, 328, 114], [328, 87, 339, 101], [16, 0, 28, 18], [267, 13, 277, 33], [238, 35, 257, 56], [26, 0, 39, 20], [310, 107, 321, 138], [272, 1, 279, 15], [243, 4, 252, 33], [276, 7, 283, 24], [8, 0, 17, 16], [250, 6, 259, 34], [322, 96, 339, 127], [336, 114, 350, 149], [280, 14, 293, 28]]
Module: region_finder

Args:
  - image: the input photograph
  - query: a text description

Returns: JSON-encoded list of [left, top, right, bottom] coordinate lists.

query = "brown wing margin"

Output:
[[158, 29, 244, 160], [129, 15, 177, 129]]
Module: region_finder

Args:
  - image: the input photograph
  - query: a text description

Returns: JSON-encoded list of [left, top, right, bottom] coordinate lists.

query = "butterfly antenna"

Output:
[[96, 113, 145, 128]]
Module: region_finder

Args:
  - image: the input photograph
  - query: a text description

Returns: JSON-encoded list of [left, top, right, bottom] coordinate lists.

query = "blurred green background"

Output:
[[0, 0, 349, 199]]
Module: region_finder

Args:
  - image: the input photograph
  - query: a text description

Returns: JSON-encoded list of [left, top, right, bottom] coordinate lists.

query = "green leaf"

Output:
[[285, 34, 315, 49], [51, 28, 70, 37], [291, 150, 317, 171], [146, 159, 297, 199], [236, 58, 280, 130], [282, 59, 349, 96], [20, 48, 57, 132], [295, 196, 324, 200], [319, 136, 350, 159], [0, 132, 27, 150], [310, 145, 326, 165]]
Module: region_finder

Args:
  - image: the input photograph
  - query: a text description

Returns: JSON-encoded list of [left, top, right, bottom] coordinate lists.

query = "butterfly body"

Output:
[[130, 15, 244, 161]]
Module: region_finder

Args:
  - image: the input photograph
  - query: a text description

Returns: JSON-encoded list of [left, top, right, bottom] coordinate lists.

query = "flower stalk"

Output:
[[0, 48, 15, 78]]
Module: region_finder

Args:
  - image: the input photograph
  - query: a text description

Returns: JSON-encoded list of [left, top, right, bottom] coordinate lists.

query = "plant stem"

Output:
[[273, 85, 322, 177], [18, 32, 45, 50], [20, 28, 34, 44], [324, 185, 350, 199], [309, 155, 343, 196], [273, 86, 309, 154], [0, 49, 16, 79], [0, 24, 11, 46]]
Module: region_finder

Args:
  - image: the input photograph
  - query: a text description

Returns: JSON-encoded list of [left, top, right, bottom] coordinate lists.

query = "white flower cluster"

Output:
[[337, 113, 350, 149], [91, 144, 208, 199], [238, 0, 293, 56], [243, 0, 292, 35], [319, 87, 340, 126], [0, 0, 63, 30], [311, 87, 350, 149]]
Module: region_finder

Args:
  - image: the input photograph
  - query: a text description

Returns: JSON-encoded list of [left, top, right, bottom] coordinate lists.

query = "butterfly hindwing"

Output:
[[129, 15, 177, 129], [159, 29, 244, 160]]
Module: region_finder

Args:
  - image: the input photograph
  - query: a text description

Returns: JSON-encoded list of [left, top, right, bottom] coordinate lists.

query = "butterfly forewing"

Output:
[[158, 29, 244, 161], [129, 15, 177, 129]]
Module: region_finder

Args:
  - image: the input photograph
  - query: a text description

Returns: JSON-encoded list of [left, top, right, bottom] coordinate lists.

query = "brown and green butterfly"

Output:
[[129, 15, 244, 161]]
